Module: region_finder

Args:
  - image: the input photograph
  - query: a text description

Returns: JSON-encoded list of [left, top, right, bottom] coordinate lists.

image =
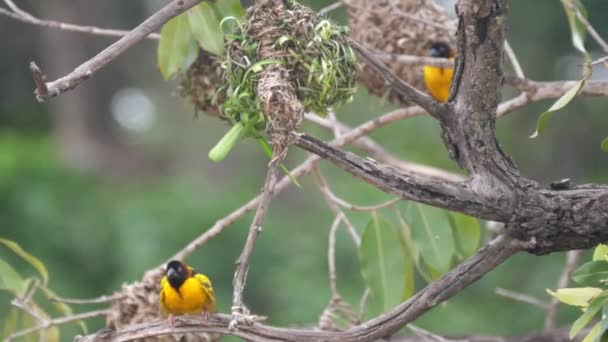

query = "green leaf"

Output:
[[215, 0, 245, 21], [601, 137, 608, 153], [257, 138, 301, 187], [208, 123, 245, 162], [594, 244, 608, 261], [2, 307, 20, 339], [571, 294, 608, 338], [359, 213, 408, 316], [395, 209, 418, 300], [157, 13, 198, 80], [405, 203, 455, 277], [583, 321, 602, 342], [29, 301, 60, 342], [530, 78, 587, 138], [573, 261, 608, 287], [562, 0, 588, 54], [188, 2, 224, 56], [531, 0, 590, 139], [547, 287, 604, 307], [40, 286, 88, 334], [0, 258, 25, 295], [448, 212, 481, 260], [0, 238, 49, 285]]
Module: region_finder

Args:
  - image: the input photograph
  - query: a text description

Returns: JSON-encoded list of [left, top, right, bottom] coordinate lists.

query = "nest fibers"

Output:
[[346, 0, 456, 106], [220, 0, 358, 150]]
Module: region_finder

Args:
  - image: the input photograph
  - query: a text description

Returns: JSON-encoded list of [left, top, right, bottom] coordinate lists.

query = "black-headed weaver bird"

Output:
[[160, 260, 217, 325], [423, 42, 454, 103]]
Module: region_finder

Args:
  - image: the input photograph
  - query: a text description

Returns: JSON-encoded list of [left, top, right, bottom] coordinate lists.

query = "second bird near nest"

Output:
[[423, 42, 454, 103]]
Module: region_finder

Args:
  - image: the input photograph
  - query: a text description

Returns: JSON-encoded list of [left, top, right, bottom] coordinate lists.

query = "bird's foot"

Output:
[[201, 310, 212, 321], [168, 314, 176, 327], [228, 305, 266, 330]]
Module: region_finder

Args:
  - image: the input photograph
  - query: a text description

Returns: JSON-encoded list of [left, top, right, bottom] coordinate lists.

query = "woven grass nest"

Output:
[[346, 0, 457, 106], [181, 0, 358, 159]]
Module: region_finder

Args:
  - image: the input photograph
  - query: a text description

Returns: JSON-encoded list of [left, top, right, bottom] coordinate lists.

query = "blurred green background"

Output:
[[1, 0, 607, 340]]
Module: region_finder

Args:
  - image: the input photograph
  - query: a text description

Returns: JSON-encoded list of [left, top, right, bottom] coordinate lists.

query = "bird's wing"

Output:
[[194, 273, 217, 313], [159, 276, 169, 317]]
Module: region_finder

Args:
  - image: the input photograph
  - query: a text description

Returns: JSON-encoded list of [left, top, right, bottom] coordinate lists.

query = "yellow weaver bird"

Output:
[[160, 260, 217, 325], [423, 42, 454, 103]]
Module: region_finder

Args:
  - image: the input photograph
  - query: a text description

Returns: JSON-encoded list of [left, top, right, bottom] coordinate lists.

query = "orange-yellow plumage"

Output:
[[423, 42, 455, 103], [423, 64, 453, 103], [159, 261, 217, 319]]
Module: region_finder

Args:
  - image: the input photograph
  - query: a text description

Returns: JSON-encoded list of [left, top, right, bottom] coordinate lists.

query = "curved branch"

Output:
[[30, 0, 202, 101], [75, 236, 522, 342]]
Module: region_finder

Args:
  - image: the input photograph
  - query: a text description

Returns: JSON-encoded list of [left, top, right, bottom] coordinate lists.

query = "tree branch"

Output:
[[29, 0, 202, 102], [75, 235, 523, 342]]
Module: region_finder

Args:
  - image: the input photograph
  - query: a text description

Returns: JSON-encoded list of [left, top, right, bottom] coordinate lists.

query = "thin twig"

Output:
[[591, 55, 608, 66], [230, 149, 282, 328], [30, 0, 202, 101], [504, 40, 525, 78], [494, 288, 550, 310], [318, 2, 343, 16], [328, 214, 344, 299], [3, 0, 34, 19], [374, 53, 454, 68], [348, 38, 448, 120], [312, 166, 361, 246], [358, 288, 371, 321], [0, 6, 160, 40], [50, 293, 126, 305], [544, 250, 583, 331], [6, 309, 110, 341], [407, 324, 450, 342]]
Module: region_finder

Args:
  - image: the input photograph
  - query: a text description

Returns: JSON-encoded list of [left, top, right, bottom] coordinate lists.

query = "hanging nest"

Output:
[[217, 0, 358, 153], [346, 0, 456, 106], [179, 51, 225, 118]]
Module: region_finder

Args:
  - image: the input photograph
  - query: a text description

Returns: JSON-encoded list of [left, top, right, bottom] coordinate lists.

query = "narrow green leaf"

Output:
[[157, 14, 198, 80], [571, 295, 608, 338], [530, 78, 586, 138], [594, 244, 608, 261], [188, 2, 224, 56], [29, 301, 60, 342], [573, 261, 608, 287], [405, 203, 455, 277], [531, 0, 590, 139], [547, 287, 603, 307], [0, 237, 48, 285], [2, 307, 20, 339], [583, 321, 602, 342], [448, 212, 481, 260], [40, 286, 88, 334], [215, 0, 245, 21], [562, 0, 588, 54], [257, 138, 301, 187], [0, 258, 24, 295], [601, 137, 608, 153], [394, 209, 421, 292], [359, 213, 407, 316], [208, 123, 245, 162]]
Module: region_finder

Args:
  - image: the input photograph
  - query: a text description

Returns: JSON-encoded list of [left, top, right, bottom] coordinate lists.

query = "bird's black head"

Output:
[[429, 42, 453, 58], [165, 260, 189, 290]]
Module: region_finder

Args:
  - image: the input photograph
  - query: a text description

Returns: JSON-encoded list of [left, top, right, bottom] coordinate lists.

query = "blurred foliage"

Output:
[[0, 0, 607, 340]]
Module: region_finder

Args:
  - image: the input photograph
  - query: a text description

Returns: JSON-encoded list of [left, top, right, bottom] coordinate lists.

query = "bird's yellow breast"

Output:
[[160, 276, 210, 315], [423, 65, 454, 103]]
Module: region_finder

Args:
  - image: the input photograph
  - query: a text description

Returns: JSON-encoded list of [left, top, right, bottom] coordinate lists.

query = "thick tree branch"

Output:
[[296, 133, 505, 221], [76, 235, 523, 342], [30, 0, 202, 102]]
